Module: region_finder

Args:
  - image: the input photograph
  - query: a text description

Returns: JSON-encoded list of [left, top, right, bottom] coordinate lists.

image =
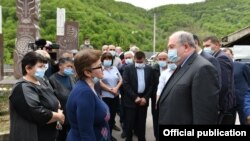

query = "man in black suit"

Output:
[[193, 34, 221, 85], [223, 48, 250, 124], [203, 36, 236, 124], [158, 31, 220, 125], [122, 51, 153, 141]]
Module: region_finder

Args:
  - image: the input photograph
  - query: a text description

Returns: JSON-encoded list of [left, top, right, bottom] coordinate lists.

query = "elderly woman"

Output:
[[66, 48, 110, 141], [49, 57, 76, 141], [9, 52, 65, 141]]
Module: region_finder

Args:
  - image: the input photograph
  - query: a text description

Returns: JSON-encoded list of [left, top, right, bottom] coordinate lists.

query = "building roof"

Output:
[[222, 25, 250, 47]]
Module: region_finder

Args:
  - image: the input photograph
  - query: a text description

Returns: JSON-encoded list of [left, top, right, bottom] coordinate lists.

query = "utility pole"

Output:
[[0, 5, 3, 80], [153, 13, 156, 55]]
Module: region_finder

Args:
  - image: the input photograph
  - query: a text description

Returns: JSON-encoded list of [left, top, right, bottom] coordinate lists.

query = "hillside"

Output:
[[2, 0, 250, 64]]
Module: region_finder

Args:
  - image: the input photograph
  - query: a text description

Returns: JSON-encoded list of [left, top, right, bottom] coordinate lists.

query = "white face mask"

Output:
[[135, 63, 145, 69], [109, 51, 116, 57]]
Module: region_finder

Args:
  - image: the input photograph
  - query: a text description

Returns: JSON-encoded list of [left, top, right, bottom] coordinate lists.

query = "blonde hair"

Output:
[[35, 50, 51, 60]]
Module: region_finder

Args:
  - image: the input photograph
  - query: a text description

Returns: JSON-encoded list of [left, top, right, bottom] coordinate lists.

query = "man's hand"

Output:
[[110, 87, 119, 96], [139, 97, 147, 106], [134, 97, 141, 104], [247, 115, 250, 124]]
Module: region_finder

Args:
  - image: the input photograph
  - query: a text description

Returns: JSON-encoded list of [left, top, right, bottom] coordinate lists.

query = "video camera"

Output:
[[28, 39, 60, 51]]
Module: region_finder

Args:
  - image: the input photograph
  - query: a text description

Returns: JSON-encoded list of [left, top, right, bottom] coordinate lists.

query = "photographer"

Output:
[[29, 39, 60, 77]]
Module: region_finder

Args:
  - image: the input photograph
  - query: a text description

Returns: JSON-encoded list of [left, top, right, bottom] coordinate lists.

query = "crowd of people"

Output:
[[9, 30, 250, 141]]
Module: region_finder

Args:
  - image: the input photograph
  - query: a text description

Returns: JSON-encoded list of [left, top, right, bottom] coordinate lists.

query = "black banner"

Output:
[[159, 125, 250, 140]]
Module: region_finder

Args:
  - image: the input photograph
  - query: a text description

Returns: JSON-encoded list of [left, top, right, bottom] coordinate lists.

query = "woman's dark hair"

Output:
[[58, 57, 74, 66], [21, 51, 47, 75], [74, 48, 102, 80], [101, 52, 113, 66]]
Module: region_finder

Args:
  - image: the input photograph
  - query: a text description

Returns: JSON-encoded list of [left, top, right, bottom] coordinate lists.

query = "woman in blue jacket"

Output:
[[66, 48, 110, 141]]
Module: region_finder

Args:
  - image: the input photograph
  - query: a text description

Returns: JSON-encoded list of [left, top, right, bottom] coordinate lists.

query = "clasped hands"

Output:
[[134, 97, 147, 106]]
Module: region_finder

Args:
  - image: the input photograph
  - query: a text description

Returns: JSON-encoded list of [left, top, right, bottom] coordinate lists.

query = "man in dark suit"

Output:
[[203, 36, 236, 124], [223, 48, 250, 124], [118, 51, 134, 138], [158, 31, 220, 125], [122, 51, 153, 141], [193, 34, 221, 85]]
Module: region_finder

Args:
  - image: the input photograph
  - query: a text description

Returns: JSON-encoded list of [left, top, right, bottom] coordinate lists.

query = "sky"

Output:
[[116, 0, 205, 10]]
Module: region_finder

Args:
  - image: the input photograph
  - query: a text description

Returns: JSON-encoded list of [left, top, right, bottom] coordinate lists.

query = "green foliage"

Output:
[[2, 0, 250, 64]]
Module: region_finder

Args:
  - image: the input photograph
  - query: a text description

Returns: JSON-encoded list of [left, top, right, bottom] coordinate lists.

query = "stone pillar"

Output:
[[56, 8, 65, 59], [0, 6, 3, 80], [57, 21, 79, 58], [14, 0, 40, 78]]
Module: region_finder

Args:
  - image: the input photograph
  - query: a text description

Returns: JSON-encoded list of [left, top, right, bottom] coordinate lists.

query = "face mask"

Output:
[[158, 61, 167, 68], [125, 58, 133, 65], [64, 68, 74, 76], [84, 41, 90, 45], [168, 63, 177, 71], [103, 60, 112, 67], [44, 63, 49, 71], [92, 77, 100, 84], [116, 52, 120, 56], [109, 51, 116, 57], [168, 49, 179, 63], [135, 63, 145, 69], [203, 47, 214, 55], [34, 68, 46, 79]]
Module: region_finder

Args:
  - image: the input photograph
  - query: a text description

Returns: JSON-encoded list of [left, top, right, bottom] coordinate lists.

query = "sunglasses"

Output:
[[91, 65, 103, 70]]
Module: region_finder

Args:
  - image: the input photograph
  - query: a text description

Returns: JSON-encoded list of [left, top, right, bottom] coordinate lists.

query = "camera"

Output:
[[28, 39, 60, 51]]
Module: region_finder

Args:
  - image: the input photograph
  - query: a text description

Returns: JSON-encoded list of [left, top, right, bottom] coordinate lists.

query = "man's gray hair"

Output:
[[124, 51, 134, 56], [173, 31, 196, 48]]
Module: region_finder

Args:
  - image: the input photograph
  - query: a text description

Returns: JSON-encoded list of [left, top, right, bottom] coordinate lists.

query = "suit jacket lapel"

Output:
[[159, 52, 198, 105], [132, 64, 138, 91]]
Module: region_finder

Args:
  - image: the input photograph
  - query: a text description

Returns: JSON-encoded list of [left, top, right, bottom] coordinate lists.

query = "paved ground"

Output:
[[112, 103, 155, 141], [112, 101, 240, 141]]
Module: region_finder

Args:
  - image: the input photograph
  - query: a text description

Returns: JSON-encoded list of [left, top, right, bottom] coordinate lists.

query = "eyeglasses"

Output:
[[91, 65, 103, 70]]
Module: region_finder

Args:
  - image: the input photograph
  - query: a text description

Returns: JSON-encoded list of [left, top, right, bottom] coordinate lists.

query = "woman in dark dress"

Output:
[[9, 52, 65, 141], [49, 57, 76, 141], [66, 48, 110, 141]]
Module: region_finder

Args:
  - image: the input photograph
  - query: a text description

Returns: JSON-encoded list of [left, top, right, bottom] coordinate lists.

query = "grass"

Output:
[[0, 93, 10, 133]]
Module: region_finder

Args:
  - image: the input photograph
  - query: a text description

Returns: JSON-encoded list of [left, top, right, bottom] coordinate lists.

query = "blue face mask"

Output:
[[34, 68, 46, 79], [103, 60, 112, 67], [168, 63, 177, 71], [203, 47, 214, 55], [125, 58, 133, 65], [168, 49, 179, 63], [158, 61, 167, 68], [64, 68, 74, 76], [92, 77, 100, 84]]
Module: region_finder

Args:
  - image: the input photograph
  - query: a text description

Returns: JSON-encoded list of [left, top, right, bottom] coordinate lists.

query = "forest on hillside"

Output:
[[2, 0, 250, 64]]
